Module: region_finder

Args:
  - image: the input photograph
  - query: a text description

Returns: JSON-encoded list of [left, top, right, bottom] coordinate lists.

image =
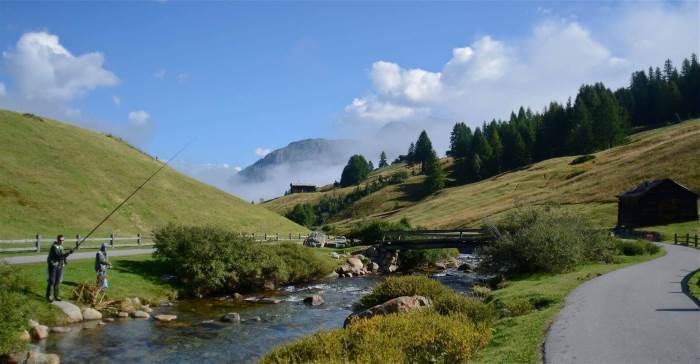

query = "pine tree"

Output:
[[414, 130, 435, 174], [423, 151, 445, 194], [471, 128, 492, 177], [378, 151, 389, 168], [340, 155, 370, 187], [368, 160, 375, 171], [488, 126, 503, 174], [449, 122, 472, 158], [407, 142, 416, 164]]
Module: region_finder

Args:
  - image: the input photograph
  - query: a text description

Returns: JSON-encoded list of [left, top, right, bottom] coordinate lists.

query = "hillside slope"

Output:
[[0, 110, 306, 237], [264, 119, 700, 231]]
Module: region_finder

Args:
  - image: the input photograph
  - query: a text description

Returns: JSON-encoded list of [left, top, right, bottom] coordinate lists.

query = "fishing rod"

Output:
[[73, 140, 193, 250]]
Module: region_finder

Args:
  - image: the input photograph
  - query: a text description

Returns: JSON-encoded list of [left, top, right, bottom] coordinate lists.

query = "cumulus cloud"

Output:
[[2, 32, 118, 103], [341, 2, 697, 159], [128, 110, 150, 126], [254, 147, 271, 157]]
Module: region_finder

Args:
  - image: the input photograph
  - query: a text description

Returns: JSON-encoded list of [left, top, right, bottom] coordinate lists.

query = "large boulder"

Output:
[[29, 325, 49, 340], [51, 301, 82, 323], [303, 295, 324, 306], [81, 308, 102, 321], [347, 257, 364, 273], [344, 295, 432, 327], [303, 232, 327, 248]]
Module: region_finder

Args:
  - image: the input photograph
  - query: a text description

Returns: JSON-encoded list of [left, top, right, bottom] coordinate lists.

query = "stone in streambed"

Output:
[[344, 295, 432, 327], [29, 325, 49, 340], [220, 313, 240, 323], [50, 326, 71, 333], [82, 308, 102, 321], [131, 310, 150, 319], [258, 297, 282, 304], [155, 314, 177, 322], [11, 351, 60, 364], [117, 312, 130, 318], [51, 301, 83, 323], [303, 295, 324, 306]]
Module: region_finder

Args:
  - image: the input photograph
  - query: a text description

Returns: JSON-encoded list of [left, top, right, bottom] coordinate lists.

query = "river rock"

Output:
[[117, 312, 130, 318], [220, 312, 241, 323], [142, 306, 153, 314], [155, 314, 178, 322], [458, 263, 476, 272], [347, 257, 364, 273], [258, 297, 282, 304], [159, 299, 174, 307], [29, 325, 49, 340], [104, 318, 115, 323], [11, 351, 60, 364], [344, 295, 432, 327], [51, 301, 83, 323], [19, 330, 30, 341], [325, 271, 339, 279], [249, 316, 261, 322], [232, 293, 244, 301], [335, 264, 352, 275], [303, 295, 324, 306], [263, 280, 276, 291], [28, 319, 39, 328], [50, 326, 71, 333], [82, 308, 102, 321], [371, 262, 379, 272], [131, 310, 150, 319], [434, 262, 447, 270], [330, 252, 341, 259]]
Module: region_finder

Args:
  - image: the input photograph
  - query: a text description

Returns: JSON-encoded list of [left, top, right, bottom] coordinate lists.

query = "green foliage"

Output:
[[570, 154, 596, 165], [449, 122, 472, 159], [340, 154, 371, 187], [153, 224, 334, 295], [378, 151, 389, 168], [614, 240, 660, 256], [398, 248, 458, 271], [285, 203, 316, 227], [480, 207, 615, 274], [261, 311, 492, 364], [0, 263, 29, 355], [432, 293, 499, 324], [470, 285, 493, 301], [423, 151, 446, 195], [414, 130, 435, 173], [346, 219, 411, 245]]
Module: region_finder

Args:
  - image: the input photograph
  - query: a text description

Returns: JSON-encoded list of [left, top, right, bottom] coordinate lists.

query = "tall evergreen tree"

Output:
[[368, 160, 375, 171], [340, 154, 370, 187], [378, 151, 389, 168], [487, 126, 503, 174], [407, 142, 416, 164], [449, 122, 472, 158], [423, 151, 445, 194], [414, 130, 435, 173]]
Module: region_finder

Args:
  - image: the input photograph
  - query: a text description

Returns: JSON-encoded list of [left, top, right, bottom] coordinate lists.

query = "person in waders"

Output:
[[95, 243, 111, 289], [46, 235, 73, 302]]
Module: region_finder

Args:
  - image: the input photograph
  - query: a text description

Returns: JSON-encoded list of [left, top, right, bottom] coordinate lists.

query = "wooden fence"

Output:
[[0, 232, 312, 253], [674, 233, 699, 248]]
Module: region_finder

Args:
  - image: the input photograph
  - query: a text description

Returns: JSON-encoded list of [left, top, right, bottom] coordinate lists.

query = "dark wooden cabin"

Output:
[[289, 183, 317, 194], [617, 179, 698, 228]]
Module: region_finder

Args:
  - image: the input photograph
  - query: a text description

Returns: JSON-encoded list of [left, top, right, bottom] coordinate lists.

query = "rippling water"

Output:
[[37, 256, 479, 363]]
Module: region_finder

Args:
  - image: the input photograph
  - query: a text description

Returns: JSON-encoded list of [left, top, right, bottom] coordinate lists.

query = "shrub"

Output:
[[433, 293, 498, 324], [0, 263, 29, 355], [470, 285, 492, 301], [480, 207, 614, 274], [570, 154, 596, 165], [389, 170, 409, 184], [285, 204, 316, 227], [354, 276, 452, 311], [615, 240, 660, 256], [398, 248, 459, 271], [153, 224, 334, 295], [346, 219, 411, 245], [260, 311, 491, 364]]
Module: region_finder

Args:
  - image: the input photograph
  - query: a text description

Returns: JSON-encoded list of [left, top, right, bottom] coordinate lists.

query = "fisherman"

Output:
[[46, 234, 73, 302], [95, 243, 111, 289]]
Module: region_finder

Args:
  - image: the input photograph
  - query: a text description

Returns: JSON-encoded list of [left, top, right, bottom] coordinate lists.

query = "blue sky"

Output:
[[0, 1, 697, 199]]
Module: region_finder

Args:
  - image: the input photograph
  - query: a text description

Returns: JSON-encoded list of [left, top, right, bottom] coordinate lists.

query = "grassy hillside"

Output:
[[0, 110, 306, 238], [264, 119, 700, 232]]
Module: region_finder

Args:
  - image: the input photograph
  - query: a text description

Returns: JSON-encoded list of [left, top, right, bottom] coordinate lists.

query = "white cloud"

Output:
[[112, 95, 121, 106], [342, 2, 697, 139], [153, 69, 167, 79], [2, 32, 118, 103], [128, 110, 150, 126], [254, 147, 271, 157]]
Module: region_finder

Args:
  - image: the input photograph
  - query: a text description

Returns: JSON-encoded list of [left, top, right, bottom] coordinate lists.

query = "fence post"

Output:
[[264, 233, 267, 241], [276, 233, 279, 241], [137, 233, 141, 246], [695, 234, 698, 248], [110, 233, 115, 247], [674, 233, 677, 244], [686, 233, 690, 246], [35, 234, 41, 252], [75, 234, 80, 250]]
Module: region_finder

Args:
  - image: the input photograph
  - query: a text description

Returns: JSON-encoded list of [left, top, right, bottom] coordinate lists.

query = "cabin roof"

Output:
[[619, 178, 699, 198]]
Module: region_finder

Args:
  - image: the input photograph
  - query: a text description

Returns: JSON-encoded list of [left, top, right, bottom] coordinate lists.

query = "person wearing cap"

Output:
[[95, 243, 111, 289], [46, 234, 73, 302]]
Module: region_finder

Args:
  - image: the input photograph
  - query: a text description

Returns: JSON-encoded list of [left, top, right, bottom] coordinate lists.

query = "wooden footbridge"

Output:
[[376, 229, 491, 253]]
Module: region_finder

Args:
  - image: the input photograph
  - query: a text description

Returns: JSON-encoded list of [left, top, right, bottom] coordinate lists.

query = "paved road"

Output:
[[0, 248, 155, 264], [545, 243, 700, 364]]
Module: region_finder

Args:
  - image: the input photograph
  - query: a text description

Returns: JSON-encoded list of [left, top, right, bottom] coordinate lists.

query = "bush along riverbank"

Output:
[[263, 207, 665, 363]]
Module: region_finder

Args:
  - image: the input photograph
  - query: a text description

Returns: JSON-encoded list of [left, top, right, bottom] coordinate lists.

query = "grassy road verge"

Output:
[[13, 254, 177, 325], [473, 250, 665, 363]]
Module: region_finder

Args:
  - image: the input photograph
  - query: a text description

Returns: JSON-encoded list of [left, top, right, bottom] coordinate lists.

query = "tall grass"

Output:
[[153, 224, 334, 295], [0, 263, 29, 355]]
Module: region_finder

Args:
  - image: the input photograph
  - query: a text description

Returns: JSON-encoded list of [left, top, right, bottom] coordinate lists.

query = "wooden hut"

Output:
[[289, 183, 317, 194], [617, 179, 698, 228]]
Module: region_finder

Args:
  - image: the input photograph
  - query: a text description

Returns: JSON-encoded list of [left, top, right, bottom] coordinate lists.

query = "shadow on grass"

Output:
[[113, 259, 182, 289]]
